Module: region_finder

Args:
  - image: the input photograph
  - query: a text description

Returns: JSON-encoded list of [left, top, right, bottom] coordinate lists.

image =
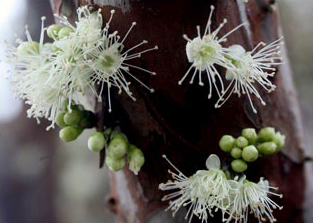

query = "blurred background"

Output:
[[0, 0, 312, 222]]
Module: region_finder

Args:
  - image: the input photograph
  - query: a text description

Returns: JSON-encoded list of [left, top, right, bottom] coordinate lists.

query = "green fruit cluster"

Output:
[[87, 129, 145, 175], [219, 127, 285, 173], [58, 104, 95, 142]]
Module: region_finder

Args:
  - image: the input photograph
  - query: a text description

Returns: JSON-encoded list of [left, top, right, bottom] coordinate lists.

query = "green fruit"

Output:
[[273, 132, 285, 152], [231, 147, 242, 159], [63, 110, 83, 126], [236, 136, 249, 148], [242, 145, 258, 162], [128, 146, 145, 175], [58, 27, 74, 39], [219, 135, 235, 152], [108, 137, 128, 159], [105, 155, 125, 172], [257, 142, 277, 155], [231, 159, 248, 173], [258, 127, 275, 142], [88, 132, 106, 152], [59, 126, 82, 142], [47, 24, 62, 39], [56, 112, 67, 127], [241, 128, 257, 144], [17, 41, 39, 55]]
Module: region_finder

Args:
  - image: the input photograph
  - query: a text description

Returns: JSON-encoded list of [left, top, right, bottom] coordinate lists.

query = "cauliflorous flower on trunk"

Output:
[[159, 154, 231, 223], [6, 17, 73, 130], [215, 38, 284, 113], [223, 176, 283, 223], [179, 5, 245, 99]]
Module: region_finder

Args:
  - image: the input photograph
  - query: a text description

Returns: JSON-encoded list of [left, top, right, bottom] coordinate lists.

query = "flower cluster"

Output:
[[6, 6, 157, 130], [180, 6, 283, 113], [159, 154, 283, 223]]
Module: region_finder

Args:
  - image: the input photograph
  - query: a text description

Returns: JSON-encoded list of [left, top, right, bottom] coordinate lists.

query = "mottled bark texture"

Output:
[[51, 0, 308, 222]]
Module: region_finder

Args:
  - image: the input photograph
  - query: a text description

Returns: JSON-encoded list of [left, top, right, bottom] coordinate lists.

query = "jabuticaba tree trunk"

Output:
[[50, 0, 308, 222]]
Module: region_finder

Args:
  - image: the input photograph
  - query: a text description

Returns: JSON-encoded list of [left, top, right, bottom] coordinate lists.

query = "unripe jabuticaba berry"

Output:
[[108, 137, 128, 159], [63, 109, 83, 126], [59, 126, 83, 142], [231, 159, 248, 173], [273, 132, 285, 152], [231, 147, 242, 159], [56, 111, 67, 127], [105, 155, 126, 172], [47, 24, 62, 39], [241, 128, 257, 144], [128, 145, 145, 175], [242, 145, 258, 162], [219, 135, 235, 152], [257, 142, 277, 155], [258, 127, 275, 142], [17, 41, 39, 55], [58, 27, 74, 39], [236, 136, 249, 149], [88, 132, 106, 152]]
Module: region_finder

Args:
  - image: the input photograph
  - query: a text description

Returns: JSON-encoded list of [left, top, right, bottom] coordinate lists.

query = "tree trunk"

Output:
[[50, 0, 308, 222]]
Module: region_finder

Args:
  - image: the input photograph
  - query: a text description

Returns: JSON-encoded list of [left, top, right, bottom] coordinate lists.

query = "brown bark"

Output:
[[51, 0, 308, 222]]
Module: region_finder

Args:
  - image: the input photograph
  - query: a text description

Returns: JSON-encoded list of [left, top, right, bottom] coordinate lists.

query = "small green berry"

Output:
[[257, 142, 277, 155], [63, 109, 83, 126], [59, 126, 82, 142], [231, 147, 242, 159], [88, 132, 106, 152], [47, 24, 62, 39], [58, 27, 74, 39], [236, 136, 249, 148], [272, 132, 285, 152], [56, 112, 67, 127], [219, 135, 235, 152], [108, 137, 128, 159], [105, 155, 125, 172], [241, 128, 257, 144], [128, 145, 145, 175], [111, 132, 128, 142], [242, 145, 258, 162], [231, 159, 248, 173], [17, 41, 39, 55], [258, 127, 275, 142]]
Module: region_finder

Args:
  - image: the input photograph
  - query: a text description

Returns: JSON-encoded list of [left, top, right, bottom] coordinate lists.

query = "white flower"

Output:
[[179, 5, 245, 99], [215, 38, 284, 113], [6, 17, 74, 130], [84, 9, 158, 112], [159, 154, 231, 223], [223, 176, 283, 223]]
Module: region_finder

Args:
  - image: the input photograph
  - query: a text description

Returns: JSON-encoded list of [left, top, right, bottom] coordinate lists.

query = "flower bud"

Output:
[[105, 155, 125, 172], [231, 147, 242, 159], [56, 111, 68, 127], [231, 159, 248, 173], [219, 135, 235, 152], [236, 136, 248, 149], [52, 42, 59, 52], [241, 128, 257, 144], [47, 24, 62, 39], [242, 145, 258, 162], [58, 27, 74, 39], [258, 127, 275, 142], [128, 145, 145, 175], [17, 41, 39, 55], [63, 109, 83, 126], [108, 137, 128, 159], [59, 126, 83, 142], [273, 132, 285, 152], [88, 132, 106, 152], [257, 142, 277, 155]]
